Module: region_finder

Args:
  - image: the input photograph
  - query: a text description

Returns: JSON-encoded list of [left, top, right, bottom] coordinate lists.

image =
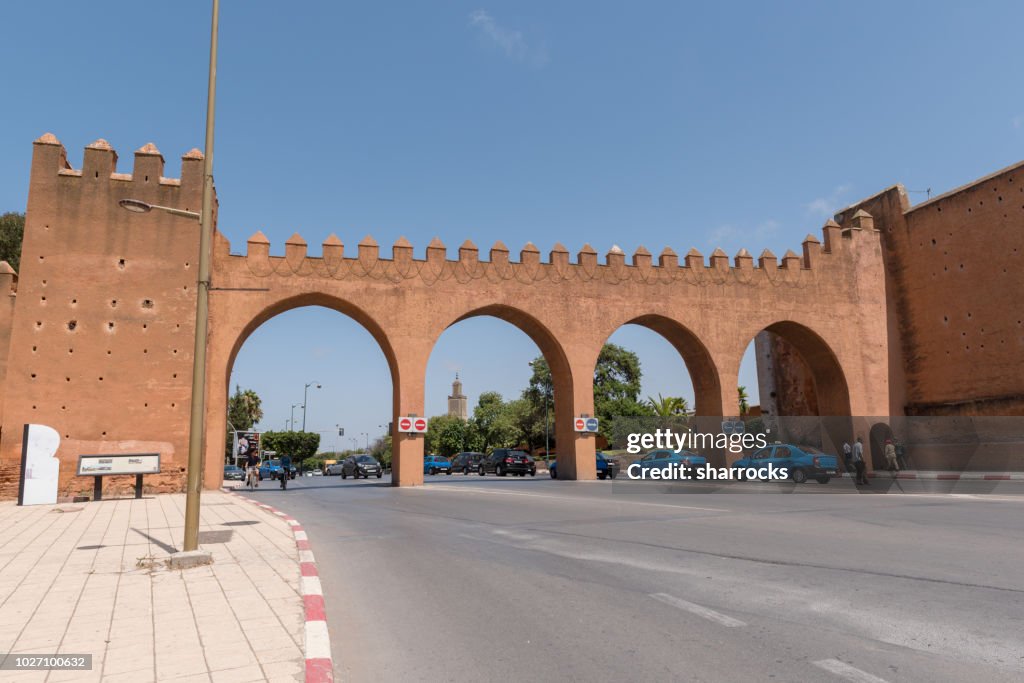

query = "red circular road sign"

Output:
[[414, 418, 427, 431], [399, 417, 412, 431], [575, 418, 585, 430]]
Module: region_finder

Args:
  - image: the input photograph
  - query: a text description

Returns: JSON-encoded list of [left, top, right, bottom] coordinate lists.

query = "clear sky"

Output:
[[2, 2, 1022, 449]]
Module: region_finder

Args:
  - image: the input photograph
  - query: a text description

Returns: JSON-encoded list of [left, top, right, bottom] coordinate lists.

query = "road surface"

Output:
[[241, 474, 1024, 682]]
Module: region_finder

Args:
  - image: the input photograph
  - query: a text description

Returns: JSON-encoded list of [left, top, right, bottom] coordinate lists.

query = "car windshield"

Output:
[[268, 459, 280, 467], [357, 456, 376, 463], [225, 466, 240, 471], [510, 451, 528, 458]]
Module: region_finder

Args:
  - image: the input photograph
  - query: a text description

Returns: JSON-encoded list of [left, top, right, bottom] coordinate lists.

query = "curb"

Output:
[[222, 488, 333, 683], [837, 471, 1024, 481]]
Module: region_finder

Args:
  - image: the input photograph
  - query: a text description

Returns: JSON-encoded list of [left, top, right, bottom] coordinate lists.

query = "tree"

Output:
[[471, 392, 519, 451], [0, 212, 24, 273], [738, 386, 750, 416], [647, 394, 689, 417], [261, 430, 320, 461], [227, 385, 263, 431], [425, 414, 471, 457]]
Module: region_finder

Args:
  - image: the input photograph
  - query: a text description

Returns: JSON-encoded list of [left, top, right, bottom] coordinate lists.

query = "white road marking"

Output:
[[299, 549, 316, 563], [649, 593, 746, 627], [422, 485, 727, 512], [813, 659, 890, 683], [294, 530, 308, 541], [300, 575, 323, 596]]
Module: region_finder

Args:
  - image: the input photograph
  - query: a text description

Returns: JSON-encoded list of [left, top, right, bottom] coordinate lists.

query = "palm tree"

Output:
[[737, 386, 749, 416], [647, 394, 689, 417]]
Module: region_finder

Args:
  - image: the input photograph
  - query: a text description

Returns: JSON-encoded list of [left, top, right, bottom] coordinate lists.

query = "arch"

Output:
[[211, 293, 400, 481], [757, 320, 851, 417], [609, 314, 724, 417]]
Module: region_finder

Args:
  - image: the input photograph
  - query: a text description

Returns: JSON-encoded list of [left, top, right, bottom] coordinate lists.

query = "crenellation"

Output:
[[284, 232, 308, 267], [606, 245, 625, 268], [658, 247, 678, 269], [735, 248, 753, 270], [550, 243, 569, 273], [82, 139, 117, 179], [759, 248, 778, 273], [358, 235, 379, 270], [0, 262, 15, 293], [578, 243, 598, 272], [632, 245, 651, 268], [458, 239, 478, 265], [685, 247, 703, 269], [802, 233, 821, 269], [132, 143, 164, 183], [246, 231, 270, 259], [426, 237, 447, 264], [710, 247, 729, 271], [822, 219, 842, 252], [780, 249, 802, 270]]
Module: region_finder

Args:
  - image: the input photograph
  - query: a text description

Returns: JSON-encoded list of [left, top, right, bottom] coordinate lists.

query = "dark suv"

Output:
[[342, 454, 383, 479], [451, 452, 485, 475], [479, 449, 536, 477]]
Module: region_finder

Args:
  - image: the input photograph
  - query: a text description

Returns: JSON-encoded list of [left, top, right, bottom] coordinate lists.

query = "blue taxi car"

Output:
[[636, 449, 707, 471], [549, 452, 621, 480], [730, 443, 838, 483], [424, 455, 453, 475]]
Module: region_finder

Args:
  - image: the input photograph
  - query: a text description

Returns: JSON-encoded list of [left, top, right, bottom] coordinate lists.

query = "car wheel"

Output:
[[791, 468, 808, 484], [496, 465, 504, 477], [377, 471, 383, 479], [429, 467, 437, 475], [816, 475, 831, 484], [341, 471, 347, 479], [549, 468, 557, 479], [478, 466, 485, 476], [446, 471, 452, 476], [463, 467, 470, 475], [530, 470, 535, 477], [597, 472, 606, 480], [609, 470, 617, 480]]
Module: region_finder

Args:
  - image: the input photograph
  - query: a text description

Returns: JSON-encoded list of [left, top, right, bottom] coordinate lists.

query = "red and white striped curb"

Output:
[[222, 489, 333, 683], [839, 471, 1024, 481]]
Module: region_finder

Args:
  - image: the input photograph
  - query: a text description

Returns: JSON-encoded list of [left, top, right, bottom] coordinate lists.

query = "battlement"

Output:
[[220, 216, 879, 286], [0, 262, 15, 294], [30, 133, 205, 197]]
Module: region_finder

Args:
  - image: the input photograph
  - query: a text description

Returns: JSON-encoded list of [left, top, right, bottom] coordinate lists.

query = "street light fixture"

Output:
[[117, 0, 220, 559], [361, 432, 369, 451], [302, 382, 322, 431], [290, 403, 303, 431]]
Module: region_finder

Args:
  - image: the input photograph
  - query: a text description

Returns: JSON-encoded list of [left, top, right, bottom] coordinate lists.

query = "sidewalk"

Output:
[[0, 492, 306, 682], [841, 470, 1024, 480]]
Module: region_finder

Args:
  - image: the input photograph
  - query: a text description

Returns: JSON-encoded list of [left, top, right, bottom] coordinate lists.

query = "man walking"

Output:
[[885, 439, 899, 472], [842, 441, 853, 474], [852, 436, 868, 485]]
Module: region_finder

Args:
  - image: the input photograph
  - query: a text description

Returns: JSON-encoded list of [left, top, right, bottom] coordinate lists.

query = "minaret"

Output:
[[447, 373, 468, 420]]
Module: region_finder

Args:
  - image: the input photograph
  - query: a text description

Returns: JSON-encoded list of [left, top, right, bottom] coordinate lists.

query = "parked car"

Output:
[[324, 461, 345, 476], [636, 450, 707, 472], [731, 443, 839, 483], [424, 455, 453, 475], [479, 449, 536, 477], [549, 451, 620, 480], [341, 454, 383, 479], [223, 464, 244, 481], [451, 452, 485, 474]]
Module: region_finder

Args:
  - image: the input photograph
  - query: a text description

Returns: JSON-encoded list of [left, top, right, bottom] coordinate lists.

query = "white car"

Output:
[[325, 462, 344, 476]]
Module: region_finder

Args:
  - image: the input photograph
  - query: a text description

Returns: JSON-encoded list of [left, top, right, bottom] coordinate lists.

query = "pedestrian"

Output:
[[895, 439, 908, 470], [852, 436, 868, 485], [842, 441, 853, 474], [884, 439, 899, 472]]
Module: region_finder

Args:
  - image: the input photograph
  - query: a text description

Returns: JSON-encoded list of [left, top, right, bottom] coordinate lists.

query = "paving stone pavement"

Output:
[[0, 492, 305, 682]]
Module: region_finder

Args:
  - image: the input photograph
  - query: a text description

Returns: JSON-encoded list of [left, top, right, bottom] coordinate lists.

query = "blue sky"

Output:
[[2, 2, 1022, 449]]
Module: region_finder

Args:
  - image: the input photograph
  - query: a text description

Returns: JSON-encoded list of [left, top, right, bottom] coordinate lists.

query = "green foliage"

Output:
[[425, 414, 471, 457], [738, 386, 750, 416], [0, 212, 24, 273], [370, 435, 392, 464], [302, 457, 324, 471], [647, 393, 689, 417], [471, 391, 520, 451], [261, 430, 320, 460], [227, 385, 263, 431]]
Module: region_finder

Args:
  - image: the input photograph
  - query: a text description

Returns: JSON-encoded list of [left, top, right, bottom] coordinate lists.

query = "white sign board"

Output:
[[573, 417, 600, 433], [19, 424, 61, 506], [397, 417, 428, 434], [77, 453, 161, 476]]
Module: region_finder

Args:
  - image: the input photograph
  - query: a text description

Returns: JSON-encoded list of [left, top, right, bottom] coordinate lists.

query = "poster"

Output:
[[234, 430, 261, 465]]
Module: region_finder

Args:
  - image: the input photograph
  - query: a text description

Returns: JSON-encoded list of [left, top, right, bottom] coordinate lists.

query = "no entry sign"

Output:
[[574, 417, 599, 433], [398, 417, 428, 434]]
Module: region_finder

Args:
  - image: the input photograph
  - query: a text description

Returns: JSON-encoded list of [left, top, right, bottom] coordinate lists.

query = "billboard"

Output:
[[233, 431, 261, 464]]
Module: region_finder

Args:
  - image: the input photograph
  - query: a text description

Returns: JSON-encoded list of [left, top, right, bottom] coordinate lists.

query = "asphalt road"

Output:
[[241, 474, 1024, 683]]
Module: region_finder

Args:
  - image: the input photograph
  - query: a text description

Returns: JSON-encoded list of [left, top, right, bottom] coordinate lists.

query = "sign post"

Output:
[[573, 416, 600, 434], [77, 453, 161, 501], [397, 416, 428, 434]]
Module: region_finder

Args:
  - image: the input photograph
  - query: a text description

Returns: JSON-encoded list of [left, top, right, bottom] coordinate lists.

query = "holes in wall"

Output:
[[71, 298, 77, 305], [65, 376, 71, 382], [936, 206, 942, 212], [967, 312, 972, 319], [144, 402, 149, 408], [31, 345, 37, 352], [142, 299, 154, 309], [30, 373, 36, 379], [172, 373, 177, 379], [110, 299, 118, 308], [41, 296, 46, 303], [66, 320, 77, 331], [143, 349, 148, 354], [107, 322, 115, 331], [144, 175, 149, 182], [943, 315, 948, 323], [931, 238, 936, 246], [171, 403, 176, 408], [117, 259, 125, 269], [102, 431, 107, 437], [95, 171, 99, 178], [184, 261, 190, 268], [98, 376, 103, 381], [39, 255, 45, 262], [106, 350, 111, 355], [142, 324, 148, 330], [68, 348, 73, 354], [35, 321, 42, 328], [173, 349, 177, 355]]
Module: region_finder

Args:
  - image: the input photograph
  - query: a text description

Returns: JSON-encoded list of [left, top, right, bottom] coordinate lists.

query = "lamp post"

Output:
[[290, 403, 303, 431], [302, 382, 321, 431], [361, 432, 369, 451], [117, 0, 219, 558], [529, 361, 551, 465]]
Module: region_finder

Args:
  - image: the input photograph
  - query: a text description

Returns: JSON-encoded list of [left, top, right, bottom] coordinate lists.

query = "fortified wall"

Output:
[[0, 132, 1018, 497]]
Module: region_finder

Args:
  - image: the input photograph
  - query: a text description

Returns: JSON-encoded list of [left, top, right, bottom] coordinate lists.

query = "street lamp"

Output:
[[361, 432, 369, 451], [118, 0, 220, 558], [302, 381, 321, 431], [529, 361, 551, 465], [290, 403, 303, 431]]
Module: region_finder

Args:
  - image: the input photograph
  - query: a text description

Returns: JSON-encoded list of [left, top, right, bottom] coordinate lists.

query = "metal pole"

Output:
[[302, 384, 309, 431], [545, 392, 550, 465], [183, 0, 219, 554]]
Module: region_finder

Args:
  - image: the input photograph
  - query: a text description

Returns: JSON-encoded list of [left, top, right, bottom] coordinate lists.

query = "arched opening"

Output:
[[423, 304, 578, 477], [216, 294, 397, 486], [739, 320, 852, 457]]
